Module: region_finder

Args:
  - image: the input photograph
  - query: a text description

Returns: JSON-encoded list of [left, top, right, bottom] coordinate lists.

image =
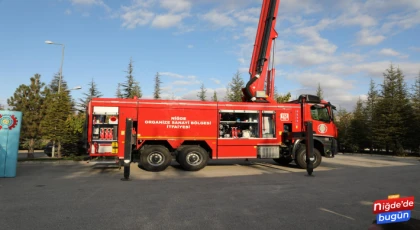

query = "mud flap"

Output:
[[305, 121, 314, 176], [121, 118, 133, 181]]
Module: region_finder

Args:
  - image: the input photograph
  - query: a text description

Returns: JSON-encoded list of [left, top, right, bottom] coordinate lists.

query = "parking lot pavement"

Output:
[[1, 154, 419, 230]]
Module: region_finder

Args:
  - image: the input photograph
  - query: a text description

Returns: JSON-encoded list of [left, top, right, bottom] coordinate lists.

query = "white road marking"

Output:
[[319, 208, 355, 221], [360, 201, 373, 206], [322, 155, 416, 168]]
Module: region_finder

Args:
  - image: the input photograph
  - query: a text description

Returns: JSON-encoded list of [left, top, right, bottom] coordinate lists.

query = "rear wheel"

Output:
[[294, 145, 322, 169], [178, 146, 209, 171], [139, 145, 172, 172]]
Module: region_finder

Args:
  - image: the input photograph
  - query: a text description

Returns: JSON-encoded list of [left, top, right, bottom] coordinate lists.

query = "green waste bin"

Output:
[[0, 110, 22, 178]]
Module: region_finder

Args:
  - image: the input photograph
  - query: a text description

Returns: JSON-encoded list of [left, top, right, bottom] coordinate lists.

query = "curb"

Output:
[[18, 160, 87, 165], [336, 152, 420, 159]]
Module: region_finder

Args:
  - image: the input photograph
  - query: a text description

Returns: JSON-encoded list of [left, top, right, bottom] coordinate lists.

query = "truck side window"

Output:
[[219, 110, 260, 138], [262, 111, 275, 138], [310, 106, 330, 122]]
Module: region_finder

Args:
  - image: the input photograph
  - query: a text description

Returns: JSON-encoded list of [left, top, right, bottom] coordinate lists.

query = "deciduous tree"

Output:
[[273, 86, 291, 103]]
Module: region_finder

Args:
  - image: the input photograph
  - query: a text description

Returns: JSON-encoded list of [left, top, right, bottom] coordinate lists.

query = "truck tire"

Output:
[[294, 145, 322, 169], [178, 146, 209, 171], [273, 157, 293, 165], [139, 145, 172, 172]]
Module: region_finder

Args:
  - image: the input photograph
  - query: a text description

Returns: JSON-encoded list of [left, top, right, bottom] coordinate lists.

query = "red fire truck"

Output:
[[85, 0, 338, 173]]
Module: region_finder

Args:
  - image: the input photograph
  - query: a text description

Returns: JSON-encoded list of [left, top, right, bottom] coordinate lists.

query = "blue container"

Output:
[[0, 110, 22, 178]]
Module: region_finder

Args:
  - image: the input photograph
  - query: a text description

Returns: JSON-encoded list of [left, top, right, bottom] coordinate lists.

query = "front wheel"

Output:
[[295, 145, 322, 169], [139, 145, 172, 172], [178, 146, 209, 171]]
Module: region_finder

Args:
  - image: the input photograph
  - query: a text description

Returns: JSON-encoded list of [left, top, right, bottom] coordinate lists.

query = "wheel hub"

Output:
[[186, 152, 202, 166], [303, 152, 316, 162], [148, 152, 164, 166]]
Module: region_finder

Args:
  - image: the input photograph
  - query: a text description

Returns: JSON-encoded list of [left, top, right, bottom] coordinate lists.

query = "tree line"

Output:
[[334, 64, 420, 156], [4, 57, 294, 157], [0, 56, 333, 158], [7, 73, 82, 158], [8, 58, 416, 158]]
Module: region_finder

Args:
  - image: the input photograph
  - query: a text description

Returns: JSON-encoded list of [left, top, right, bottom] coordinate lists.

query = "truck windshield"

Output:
[[310, 106, 330, 122]]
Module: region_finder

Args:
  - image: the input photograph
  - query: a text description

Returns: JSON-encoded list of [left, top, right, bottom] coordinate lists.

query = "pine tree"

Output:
[[374, 64, 410, 155], [410, 72, 420, 153], [40, 89, 73, 158], [49, 72, 68, 94], [212, 90, 218, 102], [396, 67, 414, 154], [40, 74, 73, 158], [316, 83, 323, 100], [197, 83, 207, 101], [349, 97, 368, 151], [121, 57, 142, 98], [364, 79, 380, 153], [48, 72, 75, 110], [7, 74, 46, 158], [335, 107, 353, 153], [132, 82, 142, 98], [153, 72, 162, 99], [79, 78, 103, 112], [223, 86, 231, 102], [116, 83, 123, 98], [226, 71, 245, 102]]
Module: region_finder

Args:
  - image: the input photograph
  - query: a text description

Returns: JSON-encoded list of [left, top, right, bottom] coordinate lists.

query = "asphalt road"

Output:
[[1, 154, 420, 230]]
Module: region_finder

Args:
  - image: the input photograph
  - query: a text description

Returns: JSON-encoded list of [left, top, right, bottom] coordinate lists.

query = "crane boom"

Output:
[[242, 0, 280, 103]]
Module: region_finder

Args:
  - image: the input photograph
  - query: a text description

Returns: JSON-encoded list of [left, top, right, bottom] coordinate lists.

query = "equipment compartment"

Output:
[[90, 107, 119, 155], [219, 110, 260, 138]]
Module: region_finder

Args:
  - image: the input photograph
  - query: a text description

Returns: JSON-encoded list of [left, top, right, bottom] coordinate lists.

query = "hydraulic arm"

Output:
[[242, 0, 280, 103]]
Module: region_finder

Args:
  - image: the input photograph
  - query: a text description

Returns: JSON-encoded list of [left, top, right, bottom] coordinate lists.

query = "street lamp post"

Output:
[[45, 40, 65, 93], [45, 41, 80, 158]]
